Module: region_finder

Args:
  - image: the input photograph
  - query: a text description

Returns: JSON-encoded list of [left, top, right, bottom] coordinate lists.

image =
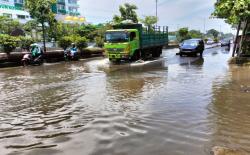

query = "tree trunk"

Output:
[[42, 22, 46, 53], [237, 20, 248, 57], [232, 21, 241, 57]]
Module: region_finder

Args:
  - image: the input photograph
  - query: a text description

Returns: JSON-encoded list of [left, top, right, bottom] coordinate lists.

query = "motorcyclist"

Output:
[[30, 43, 42, 59], [65, 43, 78, 61], [70, 43, 77, 58]]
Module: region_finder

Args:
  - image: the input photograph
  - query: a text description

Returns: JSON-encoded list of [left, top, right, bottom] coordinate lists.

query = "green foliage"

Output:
[[169, 31, 177, 35], [207, 29, 220, 39], [25, 0, 56, 24], [25, 0, 56, 49], [177, 28, 191, 42], [77, 24, 98, 41], [113, 3, 139, 23], [242, 40, 250, 54], [214, 38, 219, 43], [140, 16, 158, 30], [19, 37, 35, 51], [204, 38, 208, 43], [23, 20, 39, 33], [75, 37, 88, 51], [58, 35, 88, 51], [213, 0, 250, 24], [0, 34, 20, 53], [95, 36, 104, 47], [189, 30, 203, 38], [0, 16, 21, 34], [58, 36, 73, 50]]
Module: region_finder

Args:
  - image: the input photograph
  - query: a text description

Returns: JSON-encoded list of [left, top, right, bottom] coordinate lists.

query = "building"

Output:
[[0, 0, 31, 23], [0, 0, 84, 23]]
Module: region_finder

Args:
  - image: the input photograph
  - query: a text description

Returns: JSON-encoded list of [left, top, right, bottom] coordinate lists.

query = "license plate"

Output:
[[109, 54, 120, 59]]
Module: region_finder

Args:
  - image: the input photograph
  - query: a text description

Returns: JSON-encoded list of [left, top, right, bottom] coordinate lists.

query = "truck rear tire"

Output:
[[152, 47, 162, 58], [131, 50, 141, 61]]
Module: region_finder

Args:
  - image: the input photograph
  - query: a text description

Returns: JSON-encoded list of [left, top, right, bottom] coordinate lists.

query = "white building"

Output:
[[0, 0, 31, 23], [0, 0, 84, 23]]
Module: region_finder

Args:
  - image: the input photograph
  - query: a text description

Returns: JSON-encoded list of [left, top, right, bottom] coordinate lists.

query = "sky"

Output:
[[79, 0, 234, 33]]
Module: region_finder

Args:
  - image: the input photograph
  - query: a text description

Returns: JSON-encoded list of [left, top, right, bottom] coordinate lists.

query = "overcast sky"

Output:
[[79, 0, 234, 33]]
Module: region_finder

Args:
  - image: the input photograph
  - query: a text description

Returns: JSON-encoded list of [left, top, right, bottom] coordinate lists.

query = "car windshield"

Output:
[[105, 32, 129, 43], [183, 40, 198, 46]]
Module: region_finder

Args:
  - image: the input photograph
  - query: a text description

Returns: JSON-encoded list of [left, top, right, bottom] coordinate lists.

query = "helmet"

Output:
[[30, 43, 39, 47]]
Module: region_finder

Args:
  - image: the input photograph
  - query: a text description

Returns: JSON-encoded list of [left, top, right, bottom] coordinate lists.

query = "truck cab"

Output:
[[104, 29, 140, 61]]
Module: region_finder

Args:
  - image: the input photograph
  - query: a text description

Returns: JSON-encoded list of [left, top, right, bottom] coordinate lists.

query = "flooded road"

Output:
[[0, 47, 250, 155]]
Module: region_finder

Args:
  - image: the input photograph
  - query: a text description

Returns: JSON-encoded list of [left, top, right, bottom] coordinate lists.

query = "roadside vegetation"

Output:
[[170, 27, 233, 44], [213, 0, 250, 56]]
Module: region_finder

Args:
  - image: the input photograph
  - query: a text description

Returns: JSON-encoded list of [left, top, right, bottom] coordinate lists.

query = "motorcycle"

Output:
[[22, 54, 43, 66], [22, 44, 44, 66], [64, 49, 79, 61]]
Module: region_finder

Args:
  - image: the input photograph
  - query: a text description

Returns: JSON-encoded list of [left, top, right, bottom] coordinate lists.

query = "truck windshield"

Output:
[[105, 32, 129, 43]]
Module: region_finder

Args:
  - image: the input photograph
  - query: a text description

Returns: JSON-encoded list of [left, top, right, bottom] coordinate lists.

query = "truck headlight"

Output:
[[124, 46, 131, 53]]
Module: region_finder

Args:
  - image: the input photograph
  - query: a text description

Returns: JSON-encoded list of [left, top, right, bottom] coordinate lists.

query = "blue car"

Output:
[[179, 39, 205, 57]]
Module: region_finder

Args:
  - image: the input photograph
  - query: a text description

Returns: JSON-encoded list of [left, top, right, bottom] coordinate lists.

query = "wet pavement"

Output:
[[0, 46, 250, 155]]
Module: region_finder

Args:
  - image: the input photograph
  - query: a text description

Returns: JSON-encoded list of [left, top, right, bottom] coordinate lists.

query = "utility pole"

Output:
[[203, 18, 206, 38]]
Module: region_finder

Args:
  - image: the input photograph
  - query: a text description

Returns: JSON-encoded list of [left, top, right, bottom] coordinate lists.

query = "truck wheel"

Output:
[[131, 50, 140, 61], [152, 48, 158, 58], [157, 47, 162, 57]]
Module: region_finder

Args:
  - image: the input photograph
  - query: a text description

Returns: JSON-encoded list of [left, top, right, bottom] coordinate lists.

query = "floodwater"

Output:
[[0, 47, 250, 155]]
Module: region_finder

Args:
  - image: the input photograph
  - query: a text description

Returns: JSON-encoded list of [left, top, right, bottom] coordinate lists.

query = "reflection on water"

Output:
[[0, 47, 249, 155], [208, 66, 250, 152]]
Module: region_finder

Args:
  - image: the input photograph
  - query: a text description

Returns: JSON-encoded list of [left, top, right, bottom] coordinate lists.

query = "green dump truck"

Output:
[[104, 24, 168, 62]]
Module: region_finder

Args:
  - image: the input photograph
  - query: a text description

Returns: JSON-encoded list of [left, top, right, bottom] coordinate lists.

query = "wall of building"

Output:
[[0, 0, 82, 23]]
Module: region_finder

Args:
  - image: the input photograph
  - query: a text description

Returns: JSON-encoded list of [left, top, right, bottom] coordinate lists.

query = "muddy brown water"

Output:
[[0, 47, 250, 155]]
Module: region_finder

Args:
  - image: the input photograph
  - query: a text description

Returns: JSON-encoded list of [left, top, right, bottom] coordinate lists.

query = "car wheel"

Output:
[[180, 52, 183, 57], [200, 51, 203, 57]]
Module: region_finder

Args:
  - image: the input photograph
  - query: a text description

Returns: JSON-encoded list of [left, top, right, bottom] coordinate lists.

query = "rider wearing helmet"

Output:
[[30, 43, 42, 59], [70, 43, 77, 57]]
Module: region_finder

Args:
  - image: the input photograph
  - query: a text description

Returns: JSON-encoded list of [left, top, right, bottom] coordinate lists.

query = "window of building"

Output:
[[68, 7, 77, 12], [68, 0, 77, 4], [14, 0, 23, 4], [57, 4, 65, 10], [17, 14, 25, 19], [3, 13, 12, 18]]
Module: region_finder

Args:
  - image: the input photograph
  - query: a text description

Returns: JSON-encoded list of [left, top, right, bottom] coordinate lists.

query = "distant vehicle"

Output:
[[206, 39, 214, 45], [220, 39, 231, 47], [179, 39, 205, 57]]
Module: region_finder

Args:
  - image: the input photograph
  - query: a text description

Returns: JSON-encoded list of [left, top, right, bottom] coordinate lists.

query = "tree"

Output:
[[177, 28, 191, 42], [25, 0, 56, 52], [77, 24, 98, 41], [0, 34, 20, 54], [213, 0, 250, 24], [113, 3, 138, 23], [213, 0, 250, 56], [207, 29, 220, 38], [140, 16, 158, 31], [0, 16, 21, 34], [94, 23, 113, 47], [189, 30, 203, 38]]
